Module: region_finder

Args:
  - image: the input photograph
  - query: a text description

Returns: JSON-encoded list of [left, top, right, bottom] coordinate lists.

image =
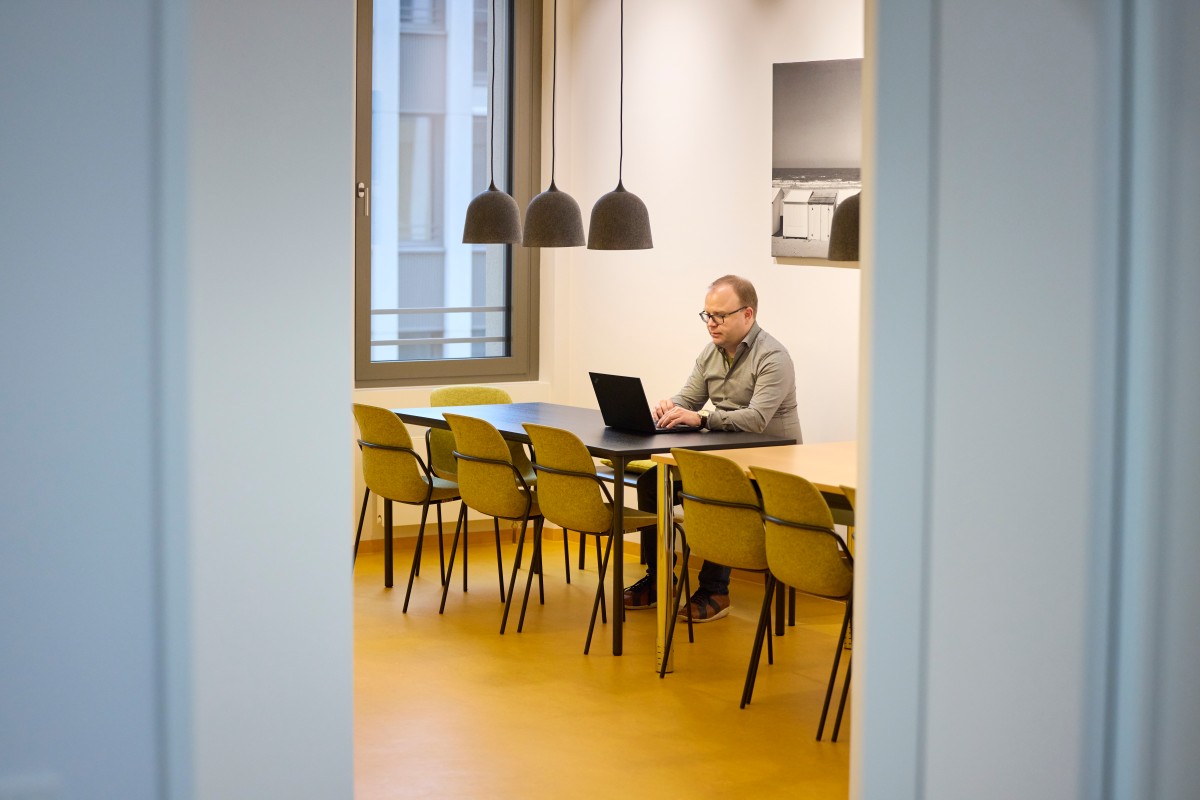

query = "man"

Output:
[[624, 274, 801, 622]]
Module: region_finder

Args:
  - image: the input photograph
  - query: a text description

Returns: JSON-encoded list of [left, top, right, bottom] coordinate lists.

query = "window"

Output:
[[355, 0, 540, 386]]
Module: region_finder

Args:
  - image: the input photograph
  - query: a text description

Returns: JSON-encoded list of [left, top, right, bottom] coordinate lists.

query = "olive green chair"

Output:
[[522, 423, 659, 653], [663, 448, 776, 707], [752, 466, 855, 742], [352, 404, 461, 612], [442, 413, 544, 634], [426, 386, 556, 595]]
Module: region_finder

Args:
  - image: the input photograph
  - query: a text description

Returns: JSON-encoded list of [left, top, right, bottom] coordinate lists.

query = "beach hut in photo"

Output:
[[770, 187, 784, 235], [782, 188, 812, 238], [807, 189, 839, 240]]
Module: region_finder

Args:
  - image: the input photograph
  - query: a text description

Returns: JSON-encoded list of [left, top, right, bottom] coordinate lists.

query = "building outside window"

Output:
[[355, 0, 539, 386]]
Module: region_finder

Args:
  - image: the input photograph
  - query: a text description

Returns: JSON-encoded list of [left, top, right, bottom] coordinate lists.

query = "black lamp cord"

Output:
[[618, 0, 624, 188], [488, 0, 498, 191], [550, 0, 559, 189]]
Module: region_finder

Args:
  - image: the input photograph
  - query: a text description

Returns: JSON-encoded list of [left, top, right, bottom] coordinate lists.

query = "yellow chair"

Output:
[[427, 386, 534, 481], [443, 412, 544, 634], [352, 404, 461, 611], [664, 448, 776, 706], [752, 466, 854, 742], [426, 386, 554, 595], [522, 423, 658, 653]]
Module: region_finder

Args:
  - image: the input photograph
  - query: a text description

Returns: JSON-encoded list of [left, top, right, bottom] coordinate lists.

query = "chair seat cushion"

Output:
[[428, 476, 461, 501], [614, 506, 658, 532]]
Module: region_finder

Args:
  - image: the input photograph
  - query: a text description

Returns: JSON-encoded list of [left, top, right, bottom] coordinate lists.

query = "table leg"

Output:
[[611, 459, 625, 656], [656, 463, 675, 673]]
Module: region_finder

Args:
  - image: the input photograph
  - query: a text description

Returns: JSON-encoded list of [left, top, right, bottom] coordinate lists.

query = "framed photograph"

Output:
[[771, 58, 862, 264]]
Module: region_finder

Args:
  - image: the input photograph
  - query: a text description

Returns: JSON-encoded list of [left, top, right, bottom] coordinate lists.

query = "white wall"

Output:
[[1, 1, 355, 798], [552, 0, 863, 444]]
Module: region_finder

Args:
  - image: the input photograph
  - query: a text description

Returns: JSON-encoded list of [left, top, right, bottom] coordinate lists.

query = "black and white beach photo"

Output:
[[771, 58, 862, 260]]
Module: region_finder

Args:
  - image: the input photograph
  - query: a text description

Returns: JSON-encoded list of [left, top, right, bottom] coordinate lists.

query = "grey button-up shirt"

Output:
[[671, 322, 802, 441]]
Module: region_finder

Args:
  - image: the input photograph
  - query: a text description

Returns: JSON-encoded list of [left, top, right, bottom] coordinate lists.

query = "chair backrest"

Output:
[[352, 403, 431, 504], [444, 412, 534, 521], [427, 386, 534, 483], [752, 466, 853, 600], [523, 423, 612, 535], [671, 448, 767, 571]]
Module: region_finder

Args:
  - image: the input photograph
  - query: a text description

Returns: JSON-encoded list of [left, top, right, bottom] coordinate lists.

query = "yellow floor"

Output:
[[354, 531, 850, 799]]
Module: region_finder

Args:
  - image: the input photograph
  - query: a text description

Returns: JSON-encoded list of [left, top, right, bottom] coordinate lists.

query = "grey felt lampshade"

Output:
[[463, 182, 523, 244], [587, 182, 652, 250], [521, 182, 585, 247], [827, 191, 861, 261]]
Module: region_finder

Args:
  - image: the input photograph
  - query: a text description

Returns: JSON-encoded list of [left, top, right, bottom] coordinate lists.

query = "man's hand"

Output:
[[651, 399, 676, 423], [655, 402, 702, 429]]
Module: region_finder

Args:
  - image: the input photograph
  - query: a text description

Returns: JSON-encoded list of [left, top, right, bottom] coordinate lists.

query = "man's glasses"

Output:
[[698, 306, 748, 325]]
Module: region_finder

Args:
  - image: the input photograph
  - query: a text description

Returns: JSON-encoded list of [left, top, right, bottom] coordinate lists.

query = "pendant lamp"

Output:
[[827, 191, 861, 261], [522, 0, 585, 248], [587, 0, 652, 250], [463, 0, 522, 244]]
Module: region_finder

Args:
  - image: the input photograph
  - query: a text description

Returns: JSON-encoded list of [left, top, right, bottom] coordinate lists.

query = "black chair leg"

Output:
[[579, 529, 588, 570], [486, 518, 504, 592], [831, 656, 852, 742], [353, 487, 370, 567], [818, 602, 853, 740], [500, 517, 529, 634], [491, 513, 505, 602], [681, 540, 695, 643], [411, 504, 425, 579], [383, 499, 393, 589], [741, 575, 776, 708], [535, 517, 546, 605], [435, 501, 447, 585], [438, 508, 467, 614], [516, 519, 542, 633], [584, 534, 615, 654], [766, 576, 776, 666], [562, 530, 572, 584], [659, 540, 693, 679], [403, 502, 431, 612], [594, 535, 607, 623]]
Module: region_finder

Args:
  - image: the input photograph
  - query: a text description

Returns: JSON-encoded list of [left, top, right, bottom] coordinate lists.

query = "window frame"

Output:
[[354, 0, 541, 388]]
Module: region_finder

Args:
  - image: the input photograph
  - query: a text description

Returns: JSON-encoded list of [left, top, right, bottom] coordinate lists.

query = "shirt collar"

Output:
[[720, 321, 761, 363], [735, 321, 762, 354]]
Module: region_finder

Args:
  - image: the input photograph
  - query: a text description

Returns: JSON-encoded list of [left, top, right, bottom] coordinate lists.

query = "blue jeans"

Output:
[[635, 467, 731, 596]]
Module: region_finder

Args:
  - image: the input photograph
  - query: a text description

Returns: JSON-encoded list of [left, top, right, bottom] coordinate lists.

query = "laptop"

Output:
[[589, 372, 702, 434]]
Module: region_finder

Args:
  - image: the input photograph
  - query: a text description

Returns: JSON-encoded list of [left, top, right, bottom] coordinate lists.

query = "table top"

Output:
[[651, 440, 857, 493], [391, 402, 796, 460]]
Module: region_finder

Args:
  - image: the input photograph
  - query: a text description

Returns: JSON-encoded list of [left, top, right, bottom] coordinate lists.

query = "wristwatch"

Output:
[[698, 410, 710, 430]]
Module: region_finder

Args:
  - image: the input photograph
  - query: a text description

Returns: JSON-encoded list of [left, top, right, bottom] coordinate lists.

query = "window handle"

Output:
[[357, 181, 370, 217]]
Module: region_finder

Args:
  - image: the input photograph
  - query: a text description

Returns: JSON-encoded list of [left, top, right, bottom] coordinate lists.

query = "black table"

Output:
[[391, 402, 795, 656]]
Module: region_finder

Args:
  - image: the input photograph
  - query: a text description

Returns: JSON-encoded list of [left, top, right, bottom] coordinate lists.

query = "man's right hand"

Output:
[[651, 399, 677, 423]]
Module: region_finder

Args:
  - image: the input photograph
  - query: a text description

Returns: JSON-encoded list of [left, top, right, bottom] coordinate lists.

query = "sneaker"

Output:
[[678, 589, 730, 623], [623, 575, 656, 609]]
